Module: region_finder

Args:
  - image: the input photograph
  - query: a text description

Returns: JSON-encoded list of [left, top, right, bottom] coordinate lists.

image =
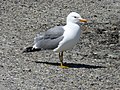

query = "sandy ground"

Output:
[[0, 0, 120, 90]]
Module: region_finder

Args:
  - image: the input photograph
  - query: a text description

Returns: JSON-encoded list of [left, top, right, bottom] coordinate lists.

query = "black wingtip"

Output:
[[22, 47, 41, 53], [22, 47, 33, 53]]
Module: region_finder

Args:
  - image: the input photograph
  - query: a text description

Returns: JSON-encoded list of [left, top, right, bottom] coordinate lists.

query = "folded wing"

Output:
[[33, 26, 64, 50]]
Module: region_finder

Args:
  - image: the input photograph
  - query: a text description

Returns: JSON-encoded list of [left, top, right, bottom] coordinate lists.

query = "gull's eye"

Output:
[[74, 16, 77, 18]]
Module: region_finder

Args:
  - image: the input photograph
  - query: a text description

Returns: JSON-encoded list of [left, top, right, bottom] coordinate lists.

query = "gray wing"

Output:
[[44, 26, 64, 39], [34, 26, 64, 50]]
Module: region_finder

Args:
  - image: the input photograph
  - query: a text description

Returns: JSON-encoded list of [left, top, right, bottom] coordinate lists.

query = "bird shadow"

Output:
[[34, 61, 106, 69]]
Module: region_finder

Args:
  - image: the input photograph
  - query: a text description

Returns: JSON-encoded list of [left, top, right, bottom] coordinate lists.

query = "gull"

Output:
[[23, 12, 87, 68]]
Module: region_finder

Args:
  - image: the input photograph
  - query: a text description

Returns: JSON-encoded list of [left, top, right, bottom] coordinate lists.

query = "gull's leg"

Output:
[[59, 51, 63, 66], [59, 51, 69, 69]]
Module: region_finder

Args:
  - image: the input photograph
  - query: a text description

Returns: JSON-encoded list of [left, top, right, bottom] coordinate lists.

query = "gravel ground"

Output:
[[0, 0, 120, 90]]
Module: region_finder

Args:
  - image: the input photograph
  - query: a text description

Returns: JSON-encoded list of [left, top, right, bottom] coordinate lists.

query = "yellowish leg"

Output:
[[59, 51, 69, 69]]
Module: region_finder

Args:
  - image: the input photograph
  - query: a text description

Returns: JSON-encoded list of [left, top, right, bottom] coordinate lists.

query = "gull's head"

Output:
[[67, 12, 87, 24]]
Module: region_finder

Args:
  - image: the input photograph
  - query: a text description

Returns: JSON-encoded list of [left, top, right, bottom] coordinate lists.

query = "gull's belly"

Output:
[[54, 27, 80, 52], [61, 29, 80, 50]]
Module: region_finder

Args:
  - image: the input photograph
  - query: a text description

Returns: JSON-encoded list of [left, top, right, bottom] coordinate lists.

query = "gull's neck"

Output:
[[64, 22, 80, 30]]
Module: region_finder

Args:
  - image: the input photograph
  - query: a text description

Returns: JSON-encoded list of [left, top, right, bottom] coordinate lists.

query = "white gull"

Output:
[[23, 12, 87, 68]]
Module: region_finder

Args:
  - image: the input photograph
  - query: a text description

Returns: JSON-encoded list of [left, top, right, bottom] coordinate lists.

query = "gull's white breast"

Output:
[[54, 23, 80, 52]]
